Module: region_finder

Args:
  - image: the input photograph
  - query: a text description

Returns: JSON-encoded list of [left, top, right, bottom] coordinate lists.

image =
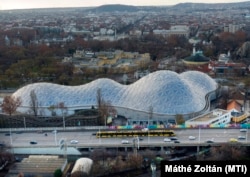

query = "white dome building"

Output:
[[12, 70, 218, 122]]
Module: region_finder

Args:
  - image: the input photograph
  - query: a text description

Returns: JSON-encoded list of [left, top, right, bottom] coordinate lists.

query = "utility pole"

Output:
[[63, 112, 65, 130], [148, 106, 153, 144], [23, 117, 26, 129], [151, 161, 156, 177], [54, 130, 57, 146]]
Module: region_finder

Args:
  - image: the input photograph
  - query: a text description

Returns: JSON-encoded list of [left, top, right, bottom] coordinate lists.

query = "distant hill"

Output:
[[92, 4, 139, 12], [3, 1, 250, 13], [172, 1, 250, 9], [85, 2, 250, 13]]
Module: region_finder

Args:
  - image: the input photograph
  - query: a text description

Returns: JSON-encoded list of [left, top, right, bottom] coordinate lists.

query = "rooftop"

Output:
[[7, 155, 67, 177], [188, 109, 229, 122]]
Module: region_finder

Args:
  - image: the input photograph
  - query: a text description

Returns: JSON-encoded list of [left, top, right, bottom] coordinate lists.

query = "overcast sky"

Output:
[[0, 0, 247, 10]]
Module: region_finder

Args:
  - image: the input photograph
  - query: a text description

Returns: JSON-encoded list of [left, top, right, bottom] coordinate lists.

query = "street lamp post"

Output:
[[63, 112, 65, 130], [246, 127, 248, 143], [9, 127, 12, 145], [133, 139, 137, 156], [198, 125, 201, 143], [9, 119, 12, 145], [23, 117, 26, 129], [137, 136, 140, 150], [148, 117, 150, 144], [99, 128, 101, 144], [54, 130, 57, 146], [148, 106, 153, 144], [133, 136, 140, 156], [104, 115, 106, 127], [151, 161, 156, 177]]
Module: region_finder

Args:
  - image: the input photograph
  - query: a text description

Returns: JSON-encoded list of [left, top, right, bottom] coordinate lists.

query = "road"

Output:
[[0, 128, 249, 148]]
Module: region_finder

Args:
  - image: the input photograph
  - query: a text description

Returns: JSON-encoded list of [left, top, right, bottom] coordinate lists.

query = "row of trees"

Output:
[[70, 144, 250, 177], [0, 28, 249, 89]]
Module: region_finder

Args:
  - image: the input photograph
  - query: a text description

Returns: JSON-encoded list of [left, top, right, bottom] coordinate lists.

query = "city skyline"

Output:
[[0, 0, 248, 10]]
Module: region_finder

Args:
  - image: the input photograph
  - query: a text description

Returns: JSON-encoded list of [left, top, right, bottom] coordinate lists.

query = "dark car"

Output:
[[174, 140, 180, 143], [205, 140, 214, 143], [170, 137, 178, 141], [238, 136, 246, 140], [30, 141, 37, 145], [138, 137, 143, 141]]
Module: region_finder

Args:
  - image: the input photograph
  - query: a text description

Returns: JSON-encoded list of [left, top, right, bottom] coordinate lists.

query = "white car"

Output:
[[164, 138, 171, 142], [121, 140, 129, 144], [240, 129, 247, 132], [188, 136, 196, 140], [70, 140, 78, 144]]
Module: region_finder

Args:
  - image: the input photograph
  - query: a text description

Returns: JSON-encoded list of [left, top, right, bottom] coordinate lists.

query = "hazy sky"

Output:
[[0, 0, 247, 10]]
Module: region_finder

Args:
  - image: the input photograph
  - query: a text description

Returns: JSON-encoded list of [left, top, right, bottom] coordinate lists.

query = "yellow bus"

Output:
[[96, 129, 176, 138]]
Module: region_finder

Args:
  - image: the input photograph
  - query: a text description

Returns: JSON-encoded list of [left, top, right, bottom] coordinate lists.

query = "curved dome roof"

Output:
[[183, 51, 210, 64], [12, 70, 218, 115]]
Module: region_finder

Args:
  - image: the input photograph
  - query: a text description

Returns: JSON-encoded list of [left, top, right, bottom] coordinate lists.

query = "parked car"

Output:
[[121, 140, 129, 144], [163, 138, 171, 142], [188, 136, 196, 140], [70, 140, 78, 144], [174, 140, 180, 143]]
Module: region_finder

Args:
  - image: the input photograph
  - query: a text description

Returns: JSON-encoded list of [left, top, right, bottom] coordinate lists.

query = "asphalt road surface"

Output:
[[0, 128, 249, 148]]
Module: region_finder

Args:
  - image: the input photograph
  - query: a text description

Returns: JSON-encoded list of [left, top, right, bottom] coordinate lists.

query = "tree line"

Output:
[[0, 27, 249, 89]]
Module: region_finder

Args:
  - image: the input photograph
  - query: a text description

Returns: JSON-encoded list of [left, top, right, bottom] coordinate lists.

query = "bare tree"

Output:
[[29, 89, 38, 117], [58, 102, 67, 129], [97, 88, 102, 110], [148, 105, 153, 125], [200, 144, 247, 161], [96, 88, 117, 125], [1, 95, 22, 116], [96, 88, 103, 125], [126, 153, 143, 169], [48, 105, 56, 116], [0, 151, 14, 172], [175, 114, 185, 125], [1, 95, 22, 143]]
